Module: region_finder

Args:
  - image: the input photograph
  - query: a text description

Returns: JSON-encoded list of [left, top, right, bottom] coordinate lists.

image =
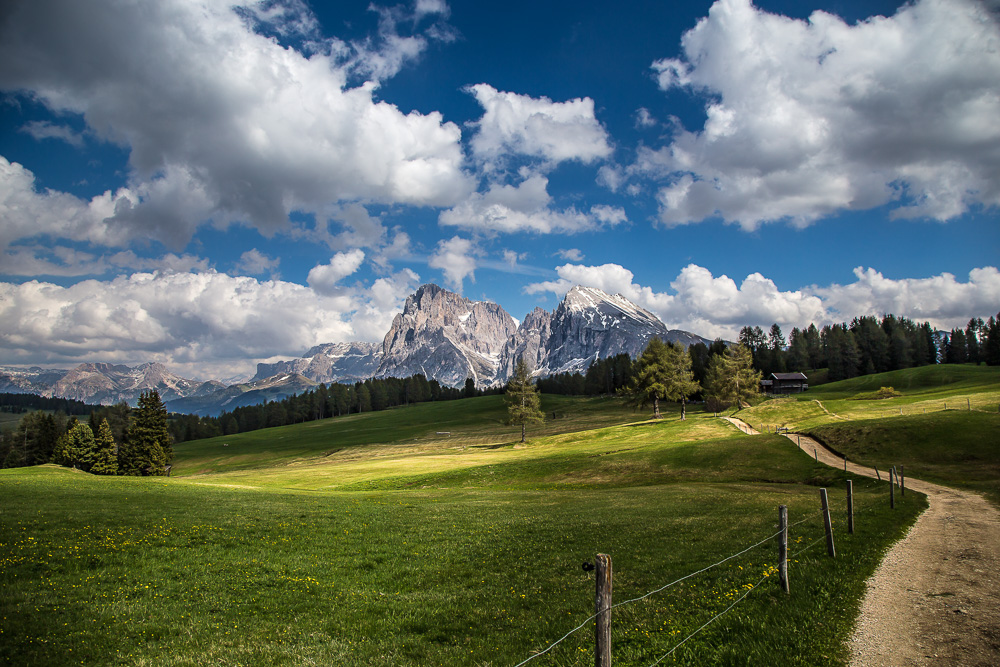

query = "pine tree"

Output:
[[121, 390, 171, 476], [90, 418, 118, 475], [505, 358, 544, 442]]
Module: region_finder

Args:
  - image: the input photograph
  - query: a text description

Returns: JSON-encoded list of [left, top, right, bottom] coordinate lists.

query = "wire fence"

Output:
[[511, 426, 916, 666]]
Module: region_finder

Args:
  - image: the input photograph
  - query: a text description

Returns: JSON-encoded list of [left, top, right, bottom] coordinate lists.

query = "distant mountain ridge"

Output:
[[2, 284, 712, 413]]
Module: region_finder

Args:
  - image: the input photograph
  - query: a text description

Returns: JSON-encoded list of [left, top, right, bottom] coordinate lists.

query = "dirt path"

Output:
[[724, 418, 1000, 665]]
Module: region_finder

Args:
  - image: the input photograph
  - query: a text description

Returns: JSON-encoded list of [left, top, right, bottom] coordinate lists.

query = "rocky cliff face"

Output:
[[495, 286, 710, 385], [253, 342, 381, 384], [376, 284, 518, 387]]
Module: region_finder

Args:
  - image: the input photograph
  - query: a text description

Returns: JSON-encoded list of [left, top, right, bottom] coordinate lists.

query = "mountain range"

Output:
[[1, 284, 710, 415]]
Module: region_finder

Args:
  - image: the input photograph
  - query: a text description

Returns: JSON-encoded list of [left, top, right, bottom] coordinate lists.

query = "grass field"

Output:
[[6, 364, 998, 665], [739, 365, 1000, 504]]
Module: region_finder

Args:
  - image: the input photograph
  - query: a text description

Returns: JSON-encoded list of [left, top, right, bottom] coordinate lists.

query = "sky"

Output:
[[1, 0, 998, 380]]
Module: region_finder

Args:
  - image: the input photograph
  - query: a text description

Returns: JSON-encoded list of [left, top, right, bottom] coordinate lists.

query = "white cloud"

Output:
[[634, 108, 656, 129], [352, 268, 421, 341], [0, 271, 354, 377], [0, 0, 471, 251], [307, 249, 366, 295], [502, 249, 527, 268], [0, 157, 124, 254], [642, 0, 1000, 228], [812, 266, 1000, 326], [429, 236, 477, 290], [0, 267, 433, 378], [555, 248, 584, 262], [525, 262, 1000, 339], [439, 173, 623, 234], [466, 84, 612, 167], [234, 249, 280, 276]]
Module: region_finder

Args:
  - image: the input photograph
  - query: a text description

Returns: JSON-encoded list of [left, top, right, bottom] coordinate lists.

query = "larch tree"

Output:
[[625, 338, 700, 420], [704, 343, 762, 413], [505, 358, 543, 443]]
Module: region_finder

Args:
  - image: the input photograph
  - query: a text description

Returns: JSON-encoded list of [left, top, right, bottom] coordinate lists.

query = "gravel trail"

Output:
[[723, 417, 1000, 665]]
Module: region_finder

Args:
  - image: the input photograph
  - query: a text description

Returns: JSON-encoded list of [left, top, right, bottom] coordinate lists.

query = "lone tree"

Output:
[[121, 390, 171, 475], [704, 343, 762, 413], [505, 358, 544, 443], [625, 338, 700, 419]]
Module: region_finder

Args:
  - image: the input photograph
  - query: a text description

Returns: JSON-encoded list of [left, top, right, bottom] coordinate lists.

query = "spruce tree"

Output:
[[505, 358, 543, 442], [91, 419, 118, 475], [122, 390, 170, 475], [54, 423, 96, 471]]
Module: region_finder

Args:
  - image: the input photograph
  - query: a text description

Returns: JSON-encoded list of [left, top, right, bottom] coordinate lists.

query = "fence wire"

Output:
[[645, 572, 772, 666], [512, 525, 785, 667], [514, 425, 917, 666]]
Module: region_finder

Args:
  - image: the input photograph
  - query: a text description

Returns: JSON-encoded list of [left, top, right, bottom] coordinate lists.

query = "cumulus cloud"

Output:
[[234, 249, 280, 277], [526, 262, 1000, 339], [466, 84, 612, 168], [351, 268, 422, 341], [306, 249, 366, 295], [429, 236, 477, 290], [439, 173, 624, 234], [813, 266, 1000, 326], [642, 0, 1000, 228], [0, 268, 430, 378], [0, 0, 471, 250]]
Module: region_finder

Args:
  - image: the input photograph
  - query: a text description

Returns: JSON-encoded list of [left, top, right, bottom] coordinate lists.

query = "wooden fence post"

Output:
[[900, 466, 905, 496], [847, 480, 854, 534], [814, 448, 818, 462], [844, 456, 847, 471], [778, 505, 789, 594], [820, 489, 836, 557], [890, 467, 895, 509], [874, 466, 881, 481], [595, 553, 612, 667]]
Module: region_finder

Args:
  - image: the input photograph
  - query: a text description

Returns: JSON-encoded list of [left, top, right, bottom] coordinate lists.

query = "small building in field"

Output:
[[765, 372, 808, 394]]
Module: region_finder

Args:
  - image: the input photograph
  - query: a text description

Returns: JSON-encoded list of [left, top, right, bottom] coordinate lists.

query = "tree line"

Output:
[[168, 373, 504, 443], [3, 310, 997, 464], [0, 392, 96, 415], [0, 390, 172, 474]]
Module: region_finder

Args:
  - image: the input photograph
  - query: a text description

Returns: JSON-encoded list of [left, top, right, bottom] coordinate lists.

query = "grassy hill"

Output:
[[6, 365, 998, 666]]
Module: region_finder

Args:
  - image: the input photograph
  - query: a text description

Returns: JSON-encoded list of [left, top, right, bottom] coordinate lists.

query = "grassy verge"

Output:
[[735, 365, 1000, 506], [2, 415, 924, 666], [807, 412, 1000, 506]]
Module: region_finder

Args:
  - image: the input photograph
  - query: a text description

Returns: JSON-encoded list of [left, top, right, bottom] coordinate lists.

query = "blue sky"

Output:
[[1, 0, 998, 379]]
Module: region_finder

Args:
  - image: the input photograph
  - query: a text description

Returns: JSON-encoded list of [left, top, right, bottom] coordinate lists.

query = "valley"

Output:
[[3, 366, 997, 665]]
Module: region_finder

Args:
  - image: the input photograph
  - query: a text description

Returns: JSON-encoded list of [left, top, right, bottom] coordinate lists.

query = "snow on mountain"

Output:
[[3, 283, 713, 412]]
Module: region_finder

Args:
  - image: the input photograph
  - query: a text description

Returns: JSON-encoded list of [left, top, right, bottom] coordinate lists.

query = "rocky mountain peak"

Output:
[[378, 284, 518, 387]]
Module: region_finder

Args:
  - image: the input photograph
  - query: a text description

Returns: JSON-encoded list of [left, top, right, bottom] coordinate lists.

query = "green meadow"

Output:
[[5, 365, 998, 666]]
